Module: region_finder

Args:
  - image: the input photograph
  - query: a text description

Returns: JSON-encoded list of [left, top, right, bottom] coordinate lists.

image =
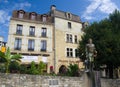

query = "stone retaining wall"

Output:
[[0, 73, 84, 87], [0, 73, 120, 87], [101, 78, 120, 87]]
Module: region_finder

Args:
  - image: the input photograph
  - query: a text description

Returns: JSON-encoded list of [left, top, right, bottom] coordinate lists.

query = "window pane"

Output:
[[75, 35, 77, 43], [41, 40, 46, 51], [42, 16, 46, 22], [28, 39, 34, 51], [29, 26, 35, 36], [19, 13, 23, 18], [31, 14, 36, 20], [66, 34, 69, 42], [16, 24, 22, 35], [68, 22, 71, 28], [70, 35, 72, 42], [75, 49, 78, 57], [66, 48, 73, 57], [14, 38, 22, 50], [41, 28, 47, 37]]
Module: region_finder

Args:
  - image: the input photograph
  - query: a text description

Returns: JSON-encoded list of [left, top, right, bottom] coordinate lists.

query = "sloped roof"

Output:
[[53, 10, 81, 23]]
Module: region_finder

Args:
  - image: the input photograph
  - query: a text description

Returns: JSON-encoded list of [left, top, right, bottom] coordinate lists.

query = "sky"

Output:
[[0, 0, 120, 42]]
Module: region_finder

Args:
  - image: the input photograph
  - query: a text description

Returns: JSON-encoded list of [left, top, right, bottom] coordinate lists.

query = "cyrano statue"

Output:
[[85, 38, 97, 72]]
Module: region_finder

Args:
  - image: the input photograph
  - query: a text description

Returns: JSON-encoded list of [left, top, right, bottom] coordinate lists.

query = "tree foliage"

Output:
[[78, 10, 120, 78], [28, 61, 38, 74], [38, 61, 46, 74], [67, 64, 79, 76], [0, 47, 22, 73]]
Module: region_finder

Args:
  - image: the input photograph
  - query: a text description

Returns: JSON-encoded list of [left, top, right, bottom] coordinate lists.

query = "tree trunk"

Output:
[[5, 62, 10, 74], [107, 65, 113, 79]]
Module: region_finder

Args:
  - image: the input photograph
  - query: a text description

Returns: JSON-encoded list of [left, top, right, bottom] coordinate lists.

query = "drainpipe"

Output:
[[53, 17, 56, 73], [51, 6, 56, 73]]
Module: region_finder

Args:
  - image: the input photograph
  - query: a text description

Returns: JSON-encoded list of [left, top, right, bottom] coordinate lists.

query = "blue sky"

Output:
[[0, 0, 120, 41]]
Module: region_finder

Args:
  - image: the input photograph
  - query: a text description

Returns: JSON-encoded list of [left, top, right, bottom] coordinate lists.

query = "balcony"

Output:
[[16, 31, 22, 35], [14, 47, 21, 50], [41, 49, 46, 52], [28, 48, 34, 51]]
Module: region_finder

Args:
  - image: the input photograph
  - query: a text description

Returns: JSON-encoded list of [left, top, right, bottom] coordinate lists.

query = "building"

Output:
[[8, 5, 84, 73], [0, 36, 6, 53]]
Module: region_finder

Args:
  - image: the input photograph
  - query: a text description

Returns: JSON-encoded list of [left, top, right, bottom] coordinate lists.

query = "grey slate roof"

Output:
[[53, 10, 81, 23]]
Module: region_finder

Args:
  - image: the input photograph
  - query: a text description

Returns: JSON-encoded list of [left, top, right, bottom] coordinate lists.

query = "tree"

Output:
[[9, 61, 20, 73], [38, 61, 46, 74], [78, 10, 120, 78], [28, 61, 38, 74], [0, 47, 22, 73], [67, 64, 80, 76]]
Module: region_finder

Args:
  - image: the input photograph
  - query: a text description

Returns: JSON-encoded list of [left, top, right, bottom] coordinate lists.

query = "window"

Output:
[[68, 13, 71, 19], [66, 48, 73, 57], [68, 22, 71, 28], [30, 13, 36, 20], [28, 39, 34, 51], [16, 24, 23, 35], [14, 38, 22, 50], [66, 12, 72, 19], [75, 49, 78, 58], [41, 28, 47, 37], [70, 35, 72, 42], [29, 26, 35, 36], [18, 12, 24, 18], [41, 40, 47, 51], [42, 15, 46, 22], [66, 34, 72, 43], [75, 35, 77, 43]]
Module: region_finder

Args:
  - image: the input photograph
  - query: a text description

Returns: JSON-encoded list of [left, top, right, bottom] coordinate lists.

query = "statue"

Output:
[[85, 38, 97, 72]]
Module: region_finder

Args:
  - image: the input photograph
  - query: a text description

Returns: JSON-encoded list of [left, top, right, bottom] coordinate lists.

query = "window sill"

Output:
[[14, 34, 23, 36], [40, 36, 48, 38], [28, 35, 36, 37], [28, 49, 34, 51], [66, 56, 74, 58], [14, 48, 21, 51], [41, 49, 47, 52]]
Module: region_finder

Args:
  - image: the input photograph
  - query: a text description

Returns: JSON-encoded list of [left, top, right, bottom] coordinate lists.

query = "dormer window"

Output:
[[18, 10, 25, 18], [42, 15, 47, 22], [19, 13, 23, 18], [30, 12, 36, 20], [66, 12, 72, 19], [68, 13, 71, 19]]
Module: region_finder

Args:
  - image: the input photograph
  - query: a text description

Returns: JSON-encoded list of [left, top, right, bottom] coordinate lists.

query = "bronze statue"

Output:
[[85, 38, 97, 72]]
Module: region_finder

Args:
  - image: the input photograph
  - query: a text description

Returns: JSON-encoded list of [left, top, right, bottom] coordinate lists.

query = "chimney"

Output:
[[51, 5, 56, 11]]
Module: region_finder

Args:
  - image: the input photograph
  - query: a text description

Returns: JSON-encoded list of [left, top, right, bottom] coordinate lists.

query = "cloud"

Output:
[[82, 0, 119, 20], [0, 0, 8, 3], [0, 2, 31, 26], [14, 2, 31, 9], [0, 10, 10, 24], [98, 0, 118, 14]]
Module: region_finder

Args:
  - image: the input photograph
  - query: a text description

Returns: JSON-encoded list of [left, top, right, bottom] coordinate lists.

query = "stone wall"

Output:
[[0, 73, 84, 87], [0, 73, 120, 87], [101, 78, 120, 87]]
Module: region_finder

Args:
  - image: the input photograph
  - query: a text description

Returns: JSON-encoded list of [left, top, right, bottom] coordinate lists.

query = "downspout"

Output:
[[53, 17, 56, 73]]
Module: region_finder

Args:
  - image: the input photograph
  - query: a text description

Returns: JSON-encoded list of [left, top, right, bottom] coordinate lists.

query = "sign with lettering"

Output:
[[21, 56, 38, 63]]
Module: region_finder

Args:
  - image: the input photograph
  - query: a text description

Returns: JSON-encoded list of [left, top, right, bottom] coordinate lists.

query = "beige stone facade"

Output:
[[8, 5, 84, 73]]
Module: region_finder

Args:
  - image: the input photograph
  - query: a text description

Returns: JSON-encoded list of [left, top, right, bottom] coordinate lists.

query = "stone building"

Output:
[[8, 5, 84, 73]]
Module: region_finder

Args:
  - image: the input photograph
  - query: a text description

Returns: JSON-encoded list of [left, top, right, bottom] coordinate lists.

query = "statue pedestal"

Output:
[[83, 71, 101, 87]]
